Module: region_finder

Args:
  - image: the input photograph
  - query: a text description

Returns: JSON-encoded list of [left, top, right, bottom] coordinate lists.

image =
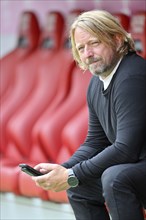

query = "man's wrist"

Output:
[[67, 168, 79, 188]]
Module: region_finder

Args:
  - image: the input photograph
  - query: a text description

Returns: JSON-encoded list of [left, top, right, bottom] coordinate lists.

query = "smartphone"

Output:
[[19, 164, 43, 176]]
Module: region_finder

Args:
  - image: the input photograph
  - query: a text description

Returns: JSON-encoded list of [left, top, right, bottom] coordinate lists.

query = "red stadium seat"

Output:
[[0, 11, 40, 156], [61, 105, 88, 154], [113, 13, 130, 31], [0, 11, 40, 100], [36, 68, 90, 162], [130, 11, 146, 58]]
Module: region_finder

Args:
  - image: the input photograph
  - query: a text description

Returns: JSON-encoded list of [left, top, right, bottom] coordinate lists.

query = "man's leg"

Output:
[[67, 178, 110, 220], [101, 160, 146, 220]]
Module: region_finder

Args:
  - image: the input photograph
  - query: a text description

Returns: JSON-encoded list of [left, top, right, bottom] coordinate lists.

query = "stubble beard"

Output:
[[88, 52, 120, 78]]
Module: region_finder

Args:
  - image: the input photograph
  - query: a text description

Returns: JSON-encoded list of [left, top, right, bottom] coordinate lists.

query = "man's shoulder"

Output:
[[122, 52, 146, 68], [117, 52, 146, 79]]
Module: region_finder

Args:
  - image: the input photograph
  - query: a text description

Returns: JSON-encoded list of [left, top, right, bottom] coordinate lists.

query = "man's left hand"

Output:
[[31, 163, 70, 192]]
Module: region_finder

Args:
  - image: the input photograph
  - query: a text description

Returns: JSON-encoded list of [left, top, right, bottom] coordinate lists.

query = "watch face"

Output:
[[68, 176, 79, 187]]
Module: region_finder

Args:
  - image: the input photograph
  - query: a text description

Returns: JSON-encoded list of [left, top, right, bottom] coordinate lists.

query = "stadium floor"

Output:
[[0, 193, 75, 220]]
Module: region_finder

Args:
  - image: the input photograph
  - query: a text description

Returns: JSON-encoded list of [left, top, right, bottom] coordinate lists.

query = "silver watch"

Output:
[[67, 169, 79, 187]]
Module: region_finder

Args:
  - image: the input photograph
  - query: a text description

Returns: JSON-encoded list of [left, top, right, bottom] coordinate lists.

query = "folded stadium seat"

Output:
[[113, 13, 130, 31], [130, 11, 146, 59], [0, 11, 40, 100], [0, 11, 40, 156], [0, 11, 65, 194], [61, 105, 88, 155], [37, 68, 91, 163]]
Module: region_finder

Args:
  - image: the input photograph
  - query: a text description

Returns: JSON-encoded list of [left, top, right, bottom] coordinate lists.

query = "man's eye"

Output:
[[92, 41, 100, 45], [78, 47, 84, 52]]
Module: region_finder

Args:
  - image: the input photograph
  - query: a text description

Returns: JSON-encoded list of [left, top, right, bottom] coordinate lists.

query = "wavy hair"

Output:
[[70, 10, 135, 70]]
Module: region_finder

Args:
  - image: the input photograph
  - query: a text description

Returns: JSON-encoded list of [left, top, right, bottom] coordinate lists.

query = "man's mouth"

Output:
[[87, 57, 101, 65]]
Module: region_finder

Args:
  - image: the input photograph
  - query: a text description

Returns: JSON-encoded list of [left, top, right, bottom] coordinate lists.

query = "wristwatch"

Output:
[[67, 169, 79, 188]]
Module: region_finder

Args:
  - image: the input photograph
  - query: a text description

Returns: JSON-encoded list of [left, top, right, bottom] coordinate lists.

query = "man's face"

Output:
[[74, 27, 120, 78]]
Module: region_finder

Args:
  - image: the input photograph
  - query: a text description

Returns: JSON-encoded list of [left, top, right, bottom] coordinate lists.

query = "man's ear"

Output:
[[114, 34, 123, 51]]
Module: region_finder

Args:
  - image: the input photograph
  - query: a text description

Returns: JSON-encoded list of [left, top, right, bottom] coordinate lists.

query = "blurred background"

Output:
[[1, 0, 146, 57], [0, 0, 146, 219]]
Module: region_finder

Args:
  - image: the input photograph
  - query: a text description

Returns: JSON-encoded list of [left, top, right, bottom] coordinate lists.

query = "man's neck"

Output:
[[100, 56, 122, 80], [99, 57, 123, 90]]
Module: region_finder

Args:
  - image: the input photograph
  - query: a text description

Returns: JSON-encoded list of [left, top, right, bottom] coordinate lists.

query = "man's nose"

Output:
[[84, 45, 94, 58]]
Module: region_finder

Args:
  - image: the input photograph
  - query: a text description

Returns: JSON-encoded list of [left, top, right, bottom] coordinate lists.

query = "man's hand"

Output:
[[31, 163, 70, 192]]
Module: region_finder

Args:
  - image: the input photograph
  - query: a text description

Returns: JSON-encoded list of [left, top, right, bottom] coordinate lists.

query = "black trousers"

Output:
[[67, 160, 146, 220]]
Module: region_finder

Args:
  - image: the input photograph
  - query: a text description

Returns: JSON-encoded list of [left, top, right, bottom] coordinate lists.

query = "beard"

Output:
[[87, 51, 119, 78]]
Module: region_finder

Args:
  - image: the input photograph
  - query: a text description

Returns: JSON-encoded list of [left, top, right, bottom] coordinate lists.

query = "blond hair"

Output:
[[70, 10, 135, 70]]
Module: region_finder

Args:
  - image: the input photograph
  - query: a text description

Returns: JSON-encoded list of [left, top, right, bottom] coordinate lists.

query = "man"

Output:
[[32, 10, 146, 220]]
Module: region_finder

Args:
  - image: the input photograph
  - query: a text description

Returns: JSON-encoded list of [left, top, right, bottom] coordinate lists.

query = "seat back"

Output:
[[17, 11, 40, 50], [61, 105, 88, 155], [113, 13, 130, 31], [0, 11, 40, 99], [39, 11, 65, 50]]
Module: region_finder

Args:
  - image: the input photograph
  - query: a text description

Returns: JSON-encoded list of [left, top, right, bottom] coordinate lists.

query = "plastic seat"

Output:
[[36, 68, 90, 163], [130, 11, 146, 58], [113, 13, 130, 31], [0, 11, 40, 100], [61, 105, 88, 154], [0, 11, 40, 156]]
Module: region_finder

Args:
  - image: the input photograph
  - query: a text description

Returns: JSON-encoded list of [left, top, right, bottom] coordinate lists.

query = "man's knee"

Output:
[[101, 165, 128, 197]]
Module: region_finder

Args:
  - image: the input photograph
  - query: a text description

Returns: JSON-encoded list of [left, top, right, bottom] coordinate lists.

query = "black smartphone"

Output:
[[19, 164, 43, 176]]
